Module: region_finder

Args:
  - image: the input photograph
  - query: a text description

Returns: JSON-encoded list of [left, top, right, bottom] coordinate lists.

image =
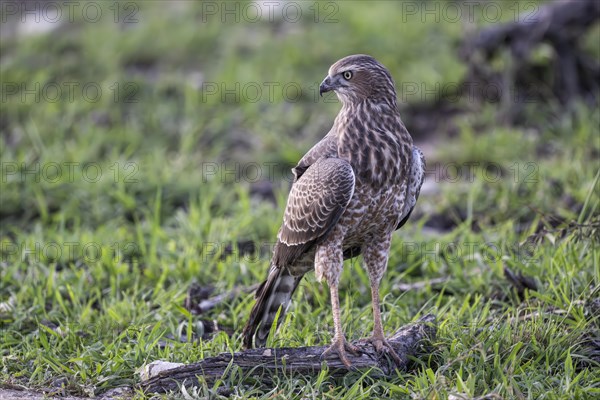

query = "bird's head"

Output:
[[319, 54, 397, 105]]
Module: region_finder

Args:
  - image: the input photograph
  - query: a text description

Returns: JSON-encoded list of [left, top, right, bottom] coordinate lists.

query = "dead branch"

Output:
[[140, 314, 436, 394], [461, 0, 600, 121], [466, 0, 599, 60]]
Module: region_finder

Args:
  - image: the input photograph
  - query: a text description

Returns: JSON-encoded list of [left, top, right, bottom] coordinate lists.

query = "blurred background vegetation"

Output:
[[1, 1, 599, 398]]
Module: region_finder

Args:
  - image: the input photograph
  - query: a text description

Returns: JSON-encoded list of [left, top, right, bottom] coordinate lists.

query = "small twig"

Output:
[[393, 277, 450, 292], [503, 265, 537, 300], [506, 301, 589, 324], [186, 283, 260, 314], [141, 314, 437, 394], [197, 284, 260, 313]]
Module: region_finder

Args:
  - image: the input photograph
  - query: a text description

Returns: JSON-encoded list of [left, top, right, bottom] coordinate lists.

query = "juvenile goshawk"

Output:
[[243, 54, 425, 366]]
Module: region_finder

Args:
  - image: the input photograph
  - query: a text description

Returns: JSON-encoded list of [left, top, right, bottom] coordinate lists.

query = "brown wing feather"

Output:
[[273, 157, 354, 268], [292, 131, 337, 181]]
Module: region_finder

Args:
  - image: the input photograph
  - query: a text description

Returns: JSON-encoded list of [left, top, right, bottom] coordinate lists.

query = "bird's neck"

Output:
[[334, 100, 412, 187]]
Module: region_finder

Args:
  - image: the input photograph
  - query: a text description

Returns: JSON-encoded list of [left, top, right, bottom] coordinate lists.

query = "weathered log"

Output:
[[461, 0, 600, 120], [465, 0, 600, 60], [403, 1, 600, 135], [141, 314, 436, 394]]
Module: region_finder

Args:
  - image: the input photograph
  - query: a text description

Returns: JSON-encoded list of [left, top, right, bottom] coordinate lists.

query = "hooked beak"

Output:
[[319, 76, 335, 97]]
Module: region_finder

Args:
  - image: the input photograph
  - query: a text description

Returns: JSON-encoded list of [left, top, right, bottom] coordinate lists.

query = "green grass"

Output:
[[1, 1, 599, 399]]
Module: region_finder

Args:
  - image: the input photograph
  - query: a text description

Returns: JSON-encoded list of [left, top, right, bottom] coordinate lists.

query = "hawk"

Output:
[[243, 54, 425, 366]]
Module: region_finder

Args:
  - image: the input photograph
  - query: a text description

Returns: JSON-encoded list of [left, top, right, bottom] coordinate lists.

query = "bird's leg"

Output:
[[315, 237, 361, 367], [361, 238, 402, 365], [363, 282, 402, 365], [321, 281, 361, 367]]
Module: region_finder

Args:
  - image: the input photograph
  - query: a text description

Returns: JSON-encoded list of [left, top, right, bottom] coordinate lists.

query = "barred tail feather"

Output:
[[242, 265, 301, 348]]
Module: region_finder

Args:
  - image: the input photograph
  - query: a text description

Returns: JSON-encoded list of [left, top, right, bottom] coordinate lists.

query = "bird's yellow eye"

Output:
[[343, 71, 352, 80]]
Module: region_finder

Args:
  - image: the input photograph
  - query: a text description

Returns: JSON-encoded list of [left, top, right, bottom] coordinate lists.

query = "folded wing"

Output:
[[274, 157, 355, 267]]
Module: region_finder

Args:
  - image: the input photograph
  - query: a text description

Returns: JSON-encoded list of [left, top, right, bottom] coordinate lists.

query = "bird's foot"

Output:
[[360, 336, 402, 366], [321, 337, 361, 367]]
